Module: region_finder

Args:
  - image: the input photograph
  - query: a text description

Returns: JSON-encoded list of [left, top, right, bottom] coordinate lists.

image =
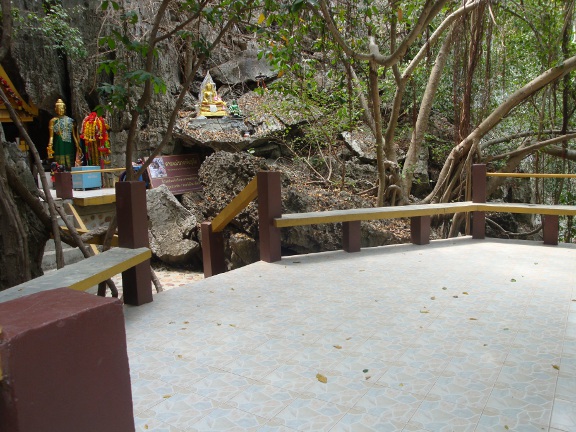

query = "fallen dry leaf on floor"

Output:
[[469, 318, 478, 321], [430, 296, 436, 300], [316, 373, 327, 383], [333, 345, 342, 349], [553, 364, 560, 370], [462, 292, 469, 295]]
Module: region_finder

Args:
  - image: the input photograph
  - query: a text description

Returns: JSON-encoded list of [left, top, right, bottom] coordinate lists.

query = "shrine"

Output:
[[0, 65, 38, 151], [198, 72, 227, 117]]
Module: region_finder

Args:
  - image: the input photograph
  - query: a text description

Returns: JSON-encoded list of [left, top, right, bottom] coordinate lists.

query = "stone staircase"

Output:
[[41, 205, 86, 272]]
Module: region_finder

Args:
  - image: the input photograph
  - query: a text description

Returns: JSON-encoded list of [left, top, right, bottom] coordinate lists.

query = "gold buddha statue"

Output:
[[199, 74, 227, 117]]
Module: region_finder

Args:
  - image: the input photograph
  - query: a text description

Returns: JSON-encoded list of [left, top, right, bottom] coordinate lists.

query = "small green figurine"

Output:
[[228, 99, 242, 117]]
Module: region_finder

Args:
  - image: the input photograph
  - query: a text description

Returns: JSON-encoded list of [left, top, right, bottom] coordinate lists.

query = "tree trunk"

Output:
[[369, 61, 387, 206], [459, 3, 485, 140], [0, 137, 31, 288], [424, 54, 576, 204], [401, 25, 456, 199]]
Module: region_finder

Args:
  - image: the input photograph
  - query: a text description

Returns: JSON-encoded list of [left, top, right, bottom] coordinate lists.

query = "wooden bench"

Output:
[[476, 202, 576, 216], [270, 201, 576, 252], [202, 171, 576, 277], [274, 202, 477, 227], [273, 202, 576, 228], [0, 247, 151, 304]]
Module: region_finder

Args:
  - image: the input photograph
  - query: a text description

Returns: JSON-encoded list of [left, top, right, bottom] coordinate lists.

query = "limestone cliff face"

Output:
[[5, 0, 185, 161], [5, 1, 281, 163]]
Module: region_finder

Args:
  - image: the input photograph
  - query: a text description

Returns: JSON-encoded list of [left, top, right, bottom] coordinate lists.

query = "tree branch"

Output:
[[542, 144, 576, 161], [481, 129, 575, 149], [126, 0, 172, 179], [153, 0, 210, 43], [485, 133, 576, 162], [403, 0, 483, 79], [424, 53, 576, 203], [0, 85, 65, 269], [316, 0, 449, 67], [137, 17, 237, 175]]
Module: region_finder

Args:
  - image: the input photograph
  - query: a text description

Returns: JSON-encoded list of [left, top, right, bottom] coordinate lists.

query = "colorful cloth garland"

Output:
[[80, 112, 111, 167]]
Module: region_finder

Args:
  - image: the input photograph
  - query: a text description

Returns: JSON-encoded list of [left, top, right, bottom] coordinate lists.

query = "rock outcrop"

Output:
[[341, 126, 377, 163], [147, 185, 200, 265], [179, 152, 410, 270], [209, 51, 276, 86], [175, 91, 318, 155]]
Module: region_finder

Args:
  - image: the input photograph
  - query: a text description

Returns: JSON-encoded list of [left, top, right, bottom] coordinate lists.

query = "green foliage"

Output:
[[96, 0, 258, 114], [96, 2, 166, 113], [14, 4, 86, 59]]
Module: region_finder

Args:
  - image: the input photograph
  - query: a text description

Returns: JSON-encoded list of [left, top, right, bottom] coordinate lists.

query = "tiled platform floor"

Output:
[[124, 238, 576, 432]]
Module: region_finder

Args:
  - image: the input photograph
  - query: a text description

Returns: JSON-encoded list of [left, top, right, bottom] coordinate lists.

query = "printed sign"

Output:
[[147, 154, 202, 195]]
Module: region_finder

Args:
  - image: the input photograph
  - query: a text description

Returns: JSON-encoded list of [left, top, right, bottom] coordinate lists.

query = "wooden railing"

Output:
[[4, 181, 152, 305], [211, 177, 258, 232], [203, 165, 576, 278], [486, 172, 576, 178], [201, 172, 280, 276]]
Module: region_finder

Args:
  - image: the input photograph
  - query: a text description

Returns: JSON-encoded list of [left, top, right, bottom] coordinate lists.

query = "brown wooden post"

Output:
[[410, 216, 431, 245], [116, 181, 152, 305], [257, 171, 282, 262], [0, 289, 135, 432], [54, 172, 73, 199], [472, 164, 486, 239], [543, 215, 559, 245], [342, 221, 361, 252], [201, 222, 226, 277]]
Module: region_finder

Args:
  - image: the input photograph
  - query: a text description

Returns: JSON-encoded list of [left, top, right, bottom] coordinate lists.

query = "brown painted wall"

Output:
[[0, 288, 134, 432]]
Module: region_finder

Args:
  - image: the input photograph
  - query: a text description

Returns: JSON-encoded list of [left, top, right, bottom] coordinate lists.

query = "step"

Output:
[[42, 244, 86, 271]]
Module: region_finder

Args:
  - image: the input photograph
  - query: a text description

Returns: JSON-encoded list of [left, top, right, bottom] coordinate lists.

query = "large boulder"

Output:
[[196, 151, 268, 238], [209, 51, 276, 86], [181, 152, 410, 271], [175, 91, 317, 155], [146, 185, 200, 265], [341, 126, 377, 163], [279, 182, 404, 254]]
